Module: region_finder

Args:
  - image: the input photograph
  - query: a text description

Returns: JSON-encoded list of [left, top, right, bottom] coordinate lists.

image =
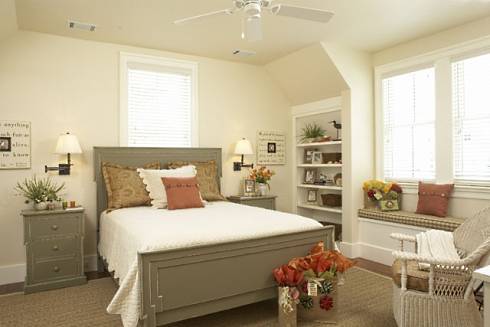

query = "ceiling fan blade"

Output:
[[242, 16, 262, 42], [174, 9, 234, 25], [271, 4, 334, 23]]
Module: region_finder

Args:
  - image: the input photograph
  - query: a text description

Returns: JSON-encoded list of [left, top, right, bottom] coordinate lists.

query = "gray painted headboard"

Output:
[[93, 147, 222, 219]]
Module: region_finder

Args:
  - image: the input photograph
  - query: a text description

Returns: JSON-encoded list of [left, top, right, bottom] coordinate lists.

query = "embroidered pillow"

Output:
[[168, 160, 224, 201], [416, 182, 454, 217], [102, 161, 160, 210], [137, 165, 197, 209], [162, 177, 205, 210]]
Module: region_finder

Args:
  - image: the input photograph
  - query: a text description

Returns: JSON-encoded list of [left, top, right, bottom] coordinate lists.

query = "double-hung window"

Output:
[[382, 67, 436, 181], [120, 53, 198, 147], [452, 52, 490, 183]]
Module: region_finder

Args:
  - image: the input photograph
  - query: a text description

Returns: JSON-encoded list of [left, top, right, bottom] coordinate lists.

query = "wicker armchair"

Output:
[[391, 207, 490, 327]]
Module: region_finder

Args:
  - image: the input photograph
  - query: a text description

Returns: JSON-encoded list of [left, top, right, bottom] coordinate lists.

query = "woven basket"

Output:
[[321, 194, 342, 207]]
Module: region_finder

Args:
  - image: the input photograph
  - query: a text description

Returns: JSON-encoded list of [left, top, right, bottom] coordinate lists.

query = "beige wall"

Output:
[[265, 44, 348, 106], [0, 31, 292, 273], [0, 0, 17, 41], [321, 43, 374, 248], [373, 15, 490, 66]]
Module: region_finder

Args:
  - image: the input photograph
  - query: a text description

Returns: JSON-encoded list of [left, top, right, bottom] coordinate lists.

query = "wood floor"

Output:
[[0, 258, 391, 295]]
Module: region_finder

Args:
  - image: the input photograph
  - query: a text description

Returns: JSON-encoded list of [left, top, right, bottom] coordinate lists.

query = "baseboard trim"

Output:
[[358, 242, 394, 266], [0, 254, 99, 286], [339, 241, 361, 258]]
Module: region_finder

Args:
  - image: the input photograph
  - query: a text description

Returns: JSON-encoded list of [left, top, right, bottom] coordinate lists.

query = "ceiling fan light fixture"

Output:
[[244, 2, 261, 16]]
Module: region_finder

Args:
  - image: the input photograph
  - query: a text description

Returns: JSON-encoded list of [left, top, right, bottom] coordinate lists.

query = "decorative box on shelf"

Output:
[[321, 194, 342, 207]]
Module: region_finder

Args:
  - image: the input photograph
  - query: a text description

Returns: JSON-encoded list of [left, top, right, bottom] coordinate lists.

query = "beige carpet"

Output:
[[0, 267, 396, 327]]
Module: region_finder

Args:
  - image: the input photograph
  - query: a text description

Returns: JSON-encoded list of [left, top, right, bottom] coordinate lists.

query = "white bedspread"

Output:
[[98, 201, 322, 327]]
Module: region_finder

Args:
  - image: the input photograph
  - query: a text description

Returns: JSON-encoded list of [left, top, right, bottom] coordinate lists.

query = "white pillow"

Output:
[[137, 165, 197, 209]]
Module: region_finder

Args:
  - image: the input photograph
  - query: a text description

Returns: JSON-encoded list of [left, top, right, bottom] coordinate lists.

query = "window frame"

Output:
[[375, 37, 490, 199], [119, 52, 199, 147]]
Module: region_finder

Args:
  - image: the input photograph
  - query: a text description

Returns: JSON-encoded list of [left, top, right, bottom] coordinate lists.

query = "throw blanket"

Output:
[[416, 229, 460, 270]]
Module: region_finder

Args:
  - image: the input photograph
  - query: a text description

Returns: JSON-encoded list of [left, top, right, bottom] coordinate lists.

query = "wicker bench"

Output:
[[358, 208, 465, 232]]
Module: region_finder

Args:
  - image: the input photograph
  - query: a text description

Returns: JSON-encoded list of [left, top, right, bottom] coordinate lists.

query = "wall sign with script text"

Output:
[[0, 121, 31, 169], [257, 130, 286, 165]]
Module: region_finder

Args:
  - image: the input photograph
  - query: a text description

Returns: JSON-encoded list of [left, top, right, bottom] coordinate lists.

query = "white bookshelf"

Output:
[[291, 97, 344, 237]]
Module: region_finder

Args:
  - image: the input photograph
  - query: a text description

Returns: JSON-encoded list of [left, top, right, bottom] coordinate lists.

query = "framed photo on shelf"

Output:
[[304, 149, 315, 164], [307, 190, 317, 203], [243, 179, 256, 196], [304, 169, 316, 184], [312, 151, 323, 165]]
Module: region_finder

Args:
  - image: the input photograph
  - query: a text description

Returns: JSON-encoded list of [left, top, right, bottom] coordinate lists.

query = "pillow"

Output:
[[102, 161, 160, 209], [137, 165, 197, 208], [416, 182, 454, 217], [168, 160, 225, 201], [162, 177, 205, 210]]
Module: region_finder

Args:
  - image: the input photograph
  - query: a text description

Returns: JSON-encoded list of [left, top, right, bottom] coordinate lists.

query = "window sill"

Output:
[[396, 182, 490, 200]]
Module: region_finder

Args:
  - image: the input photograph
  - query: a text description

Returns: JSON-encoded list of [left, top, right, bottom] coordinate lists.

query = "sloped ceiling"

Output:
[[0, 0, 17, 41], [265, 43, 348, 105]]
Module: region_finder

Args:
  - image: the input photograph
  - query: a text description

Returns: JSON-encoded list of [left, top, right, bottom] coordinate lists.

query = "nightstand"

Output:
[[227, 195, 277, 210], [22, 208, 87, 294]]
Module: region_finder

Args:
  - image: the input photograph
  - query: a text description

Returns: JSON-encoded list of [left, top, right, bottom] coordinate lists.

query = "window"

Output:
[[453, 53, 490, 182], [120, 53, 198, 147], [382, 67, 436, 181]]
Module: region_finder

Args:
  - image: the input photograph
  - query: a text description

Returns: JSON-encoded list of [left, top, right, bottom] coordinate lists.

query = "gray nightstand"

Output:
[[227, 195, 277, 210], [23, 208, 87, 294]]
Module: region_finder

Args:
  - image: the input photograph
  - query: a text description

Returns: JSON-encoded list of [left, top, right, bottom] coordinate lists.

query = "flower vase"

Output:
[[298, 278, 338, 324], [278, 287, 297, 327], [257, 183, 268, 196], [34, 202, 47, 211]]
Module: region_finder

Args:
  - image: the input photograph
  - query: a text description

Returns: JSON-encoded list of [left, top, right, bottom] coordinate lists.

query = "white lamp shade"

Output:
[[55, 133, 82, 154], [234, 138, 254, 155]]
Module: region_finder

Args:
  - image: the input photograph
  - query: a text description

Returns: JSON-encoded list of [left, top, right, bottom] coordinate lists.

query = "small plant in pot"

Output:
[[299, 123, 326, 144], [15, 176, 65, 210]]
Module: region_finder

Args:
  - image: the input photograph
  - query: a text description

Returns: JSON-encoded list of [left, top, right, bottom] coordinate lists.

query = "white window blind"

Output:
[[382, 67, 436, 180], [127, 64, 193, 147], [453, 52, 490, 182]]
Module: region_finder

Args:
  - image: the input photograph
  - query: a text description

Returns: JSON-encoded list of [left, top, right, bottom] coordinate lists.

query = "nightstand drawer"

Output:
[[27, 214, 82, 239], [32, 257, 81, 283], [31, 237, 80, 260], [242, 199, 274, 210]]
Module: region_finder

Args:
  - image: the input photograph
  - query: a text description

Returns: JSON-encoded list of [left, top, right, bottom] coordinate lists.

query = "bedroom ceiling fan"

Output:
[[174, 0, 334, 42]]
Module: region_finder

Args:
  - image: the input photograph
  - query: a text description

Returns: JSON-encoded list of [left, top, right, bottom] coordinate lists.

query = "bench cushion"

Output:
[[358, 209, 464, 232], [392, 259, 429, 292]]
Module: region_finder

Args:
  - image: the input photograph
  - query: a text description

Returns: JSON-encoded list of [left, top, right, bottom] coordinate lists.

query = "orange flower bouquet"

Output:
[[249, 166, 275, 196], [273, 242, 354, 324]]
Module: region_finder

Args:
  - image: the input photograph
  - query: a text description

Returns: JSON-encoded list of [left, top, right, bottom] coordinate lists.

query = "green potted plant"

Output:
[[15, 176, 65, 210], [299, 123, 326, 144]]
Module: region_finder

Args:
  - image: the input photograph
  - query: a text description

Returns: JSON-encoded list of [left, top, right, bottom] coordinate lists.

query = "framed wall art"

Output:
[[257, 130, 286, 165], [0, 121, 31, 169]]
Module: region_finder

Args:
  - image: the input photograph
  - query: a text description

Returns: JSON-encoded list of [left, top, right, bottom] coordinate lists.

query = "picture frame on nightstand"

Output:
[[244, 179, 256, 196]]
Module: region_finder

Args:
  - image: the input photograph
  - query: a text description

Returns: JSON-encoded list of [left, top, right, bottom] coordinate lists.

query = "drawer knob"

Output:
[[51, 225, 59, 231], [52, 245, 59, 251], [53, 266, 60, 272]]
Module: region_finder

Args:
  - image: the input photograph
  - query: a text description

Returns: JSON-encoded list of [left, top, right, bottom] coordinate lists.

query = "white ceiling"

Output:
[[15, 0, 490, 64]]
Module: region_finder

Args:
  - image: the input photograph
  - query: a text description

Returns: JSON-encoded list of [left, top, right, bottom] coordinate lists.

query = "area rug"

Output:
[[0, 267, 396, 326]]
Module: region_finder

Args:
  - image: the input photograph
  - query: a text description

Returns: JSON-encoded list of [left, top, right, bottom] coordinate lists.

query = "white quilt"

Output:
[[98, 201, 322, 327]]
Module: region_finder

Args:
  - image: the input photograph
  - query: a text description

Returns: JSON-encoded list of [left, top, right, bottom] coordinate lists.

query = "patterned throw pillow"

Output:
[[168, 160, 225, 201], [102, 161, 160, 210], [416, 182, 454, 217], [162, 177, 205, 210]]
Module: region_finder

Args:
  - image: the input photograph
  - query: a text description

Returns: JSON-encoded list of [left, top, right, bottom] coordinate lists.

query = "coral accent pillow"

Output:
[[416, 182, 454, 217], [162, 177, 205, 210]]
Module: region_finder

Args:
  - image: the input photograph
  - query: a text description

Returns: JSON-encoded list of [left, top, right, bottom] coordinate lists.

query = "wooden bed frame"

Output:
[[93, 147, 334, 327]]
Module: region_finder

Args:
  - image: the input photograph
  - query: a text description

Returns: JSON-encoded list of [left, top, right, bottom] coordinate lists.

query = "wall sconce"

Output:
[[233, 138, 254, 171], [45, 132, 82, 175]]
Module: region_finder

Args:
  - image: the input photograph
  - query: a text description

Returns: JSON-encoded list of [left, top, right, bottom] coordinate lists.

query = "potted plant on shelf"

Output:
[[15, 176, 65, 210], [249, 166, 274, 196], [299, 123, 329, 144]]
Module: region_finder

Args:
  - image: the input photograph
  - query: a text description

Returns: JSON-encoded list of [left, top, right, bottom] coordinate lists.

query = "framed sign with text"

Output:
[[257, 130, 286, 165], [0, 121, 31, 169]]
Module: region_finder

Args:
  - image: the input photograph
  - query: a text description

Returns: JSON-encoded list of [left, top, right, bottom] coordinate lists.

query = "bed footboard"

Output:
[[138, 226, 334, 327]]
